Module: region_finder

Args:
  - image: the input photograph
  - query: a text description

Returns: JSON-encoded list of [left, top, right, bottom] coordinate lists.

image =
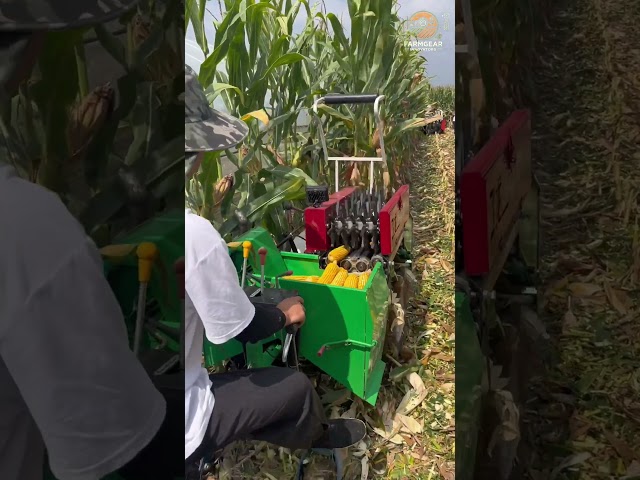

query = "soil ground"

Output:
[[517, 0, 640, 477]]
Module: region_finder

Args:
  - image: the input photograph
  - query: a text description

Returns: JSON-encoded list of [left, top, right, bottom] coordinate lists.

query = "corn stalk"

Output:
[[0, 0, 185, 245], [456, 0, 543, 155]]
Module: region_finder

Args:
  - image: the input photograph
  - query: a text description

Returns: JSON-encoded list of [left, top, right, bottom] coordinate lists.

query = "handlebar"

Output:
[[311, 93, 387, 195], [322, 94, 379, 105]]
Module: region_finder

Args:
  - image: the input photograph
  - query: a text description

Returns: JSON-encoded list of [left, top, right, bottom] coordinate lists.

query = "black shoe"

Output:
[[312, 418, 366, 449]]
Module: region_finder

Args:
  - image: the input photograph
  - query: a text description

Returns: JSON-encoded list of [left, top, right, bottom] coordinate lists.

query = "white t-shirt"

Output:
[[0, 165, 166, 480], [184, 209, 255, 459]]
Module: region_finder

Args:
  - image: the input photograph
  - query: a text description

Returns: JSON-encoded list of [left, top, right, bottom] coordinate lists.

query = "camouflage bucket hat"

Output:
[[0, 1, 140, 88], [0, 0, 139, 31], [185, 64, 248, 153]]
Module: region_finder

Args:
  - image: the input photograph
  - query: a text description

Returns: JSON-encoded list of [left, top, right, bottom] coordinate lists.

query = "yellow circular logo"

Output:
[[409, 11, 438, 39]]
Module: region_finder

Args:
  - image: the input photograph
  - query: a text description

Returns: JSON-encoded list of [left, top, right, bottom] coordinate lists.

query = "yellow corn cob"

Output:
[[344, 274, 359, 289], [330, 268, 349, 286], [358, 273, 370, 290], [317, 262, 340, 284], [327, 246, 350, 263], [283, 275, 319, 282]]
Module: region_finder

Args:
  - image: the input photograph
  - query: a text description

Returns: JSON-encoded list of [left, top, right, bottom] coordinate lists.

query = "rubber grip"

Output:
[[285, 323, 300, 335], [258, 247, 267, 266]]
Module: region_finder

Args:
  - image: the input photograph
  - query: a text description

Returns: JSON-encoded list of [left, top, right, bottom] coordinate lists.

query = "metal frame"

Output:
[[311, 95, 387, 195]]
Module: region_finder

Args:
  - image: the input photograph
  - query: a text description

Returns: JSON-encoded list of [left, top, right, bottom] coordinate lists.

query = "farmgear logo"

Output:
[[406, 11, 448, 52]]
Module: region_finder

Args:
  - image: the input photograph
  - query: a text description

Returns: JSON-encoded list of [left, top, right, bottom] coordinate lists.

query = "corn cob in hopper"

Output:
[[282, 275, 319, 283], [317, 262, 340, 284], [327, 246, 350, 263], [330, 268, 349, 286], [344, 274, 359, 288], [358, 272, 370, 290], [282, 265, 370, 289]]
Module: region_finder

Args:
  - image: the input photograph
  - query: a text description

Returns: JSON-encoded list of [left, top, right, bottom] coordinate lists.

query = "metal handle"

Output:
[[282, 324, 300, 365], [322, 94, 379, 105], [285, 323, 300, 335], [133, 242, 158, 356], [275, 269, 294, 288], [312, 95, 387, 195]]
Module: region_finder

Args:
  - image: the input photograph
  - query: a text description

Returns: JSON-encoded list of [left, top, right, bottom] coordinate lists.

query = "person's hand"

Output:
[[277, 296, 306, 327]]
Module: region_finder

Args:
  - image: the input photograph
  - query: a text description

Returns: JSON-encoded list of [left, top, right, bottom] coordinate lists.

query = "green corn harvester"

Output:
[[206, 227, 391, 406]]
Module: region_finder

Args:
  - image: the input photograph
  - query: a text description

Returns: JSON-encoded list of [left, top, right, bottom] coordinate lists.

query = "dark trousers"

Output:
[[185, 367, 328, 467], [118, 373, 184, 479]]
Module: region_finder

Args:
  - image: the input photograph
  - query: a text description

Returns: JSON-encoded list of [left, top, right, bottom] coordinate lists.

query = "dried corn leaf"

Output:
[[603, 282, 630, 314], [396, 373, 428, 416], [568, 282, 602, 297], [395, 413, 423, 434]]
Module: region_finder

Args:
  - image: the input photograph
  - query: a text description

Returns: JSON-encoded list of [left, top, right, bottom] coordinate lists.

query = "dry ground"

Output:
[[521, 0, 640, 477]]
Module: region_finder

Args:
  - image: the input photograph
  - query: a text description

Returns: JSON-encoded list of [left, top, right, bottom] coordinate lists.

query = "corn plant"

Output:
[[0, 0, 185, 246], [456, 0, 541, 154], [186, 0, 431, 240]]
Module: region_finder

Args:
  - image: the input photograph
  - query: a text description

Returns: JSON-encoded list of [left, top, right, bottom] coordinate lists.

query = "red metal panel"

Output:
[[304, 198, 336, 252], [330, 186, 358, 201], [460, 109, 532, 276], [379, 185, 410, 256], [304, 187, 359, 253]]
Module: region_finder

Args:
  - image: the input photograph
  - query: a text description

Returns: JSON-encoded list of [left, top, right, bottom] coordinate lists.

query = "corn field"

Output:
[[455, 0, 544, 160], [185, 0, 448, 241], [0, 0, 185, 246]]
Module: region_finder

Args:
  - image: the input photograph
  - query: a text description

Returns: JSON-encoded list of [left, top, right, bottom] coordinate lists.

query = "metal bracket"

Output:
[[317, 339, 377, 357], [311, 95, 386, 195]]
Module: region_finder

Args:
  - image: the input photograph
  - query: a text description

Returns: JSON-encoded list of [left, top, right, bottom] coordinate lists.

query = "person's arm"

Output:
[[184, 213, 306, 345], [185, 220, 255, 345], [234, 302, 286, 344], [1, 237, 166, 480], [236, 295, 307, 343]]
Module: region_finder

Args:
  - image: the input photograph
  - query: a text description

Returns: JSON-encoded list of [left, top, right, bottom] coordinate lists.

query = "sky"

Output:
[[185, 0, 454, 87]]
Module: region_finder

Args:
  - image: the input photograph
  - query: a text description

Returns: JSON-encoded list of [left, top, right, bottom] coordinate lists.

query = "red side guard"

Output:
[[460, 110, 532, 276], [304, 187, 359, 253], [440, 118, 447, 133], [379, 185, 410, 256]]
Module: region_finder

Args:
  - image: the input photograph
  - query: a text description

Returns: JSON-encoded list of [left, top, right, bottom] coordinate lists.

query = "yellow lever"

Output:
[[99, 243, 136, 260], [240, 241, 252, 287], [242, 241, 252, 259], [136, 242, 158, 283]]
